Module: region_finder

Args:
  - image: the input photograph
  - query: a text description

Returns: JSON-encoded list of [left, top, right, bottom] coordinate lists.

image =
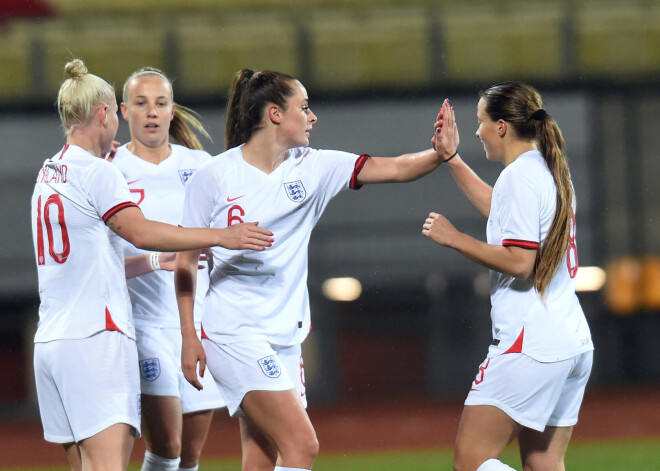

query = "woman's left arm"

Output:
[[423, 212, 537, 279], [357, 148, 442, 184]]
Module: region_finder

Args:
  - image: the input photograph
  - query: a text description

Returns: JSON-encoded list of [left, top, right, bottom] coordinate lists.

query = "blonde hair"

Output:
[[480, 81, 574, 297], [57, 58, 115, 135], [122, 67, 211, 150]]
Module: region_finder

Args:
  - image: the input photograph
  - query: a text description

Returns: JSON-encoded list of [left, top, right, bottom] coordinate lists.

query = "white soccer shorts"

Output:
[[202, 339, 306, 417], [34, 330, 141, 443], [464, 351, 593, 431], [136, 324, 225, 414]]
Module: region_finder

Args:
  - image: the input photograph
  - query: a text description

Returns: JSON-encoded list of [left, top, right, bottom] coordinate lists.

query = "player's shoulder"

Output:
[[206, 145, 242, 169], [170, 143, 212, 164], [109, 144, 134, 167], [503, 150, 548, 181]]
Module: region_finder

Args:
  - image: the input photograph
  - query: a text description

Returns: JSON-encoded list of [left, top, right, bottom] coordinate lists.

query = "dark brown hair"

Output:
[[225, 69, 296, 150]]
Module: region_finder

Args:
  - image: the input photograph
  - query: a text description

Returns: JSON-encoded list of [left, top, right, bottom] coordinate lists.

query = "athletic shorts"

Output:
[[464, 351, 593, 432], [136, 325, 225, 414], [203, 339, 307, 418], [33, 331, 141, 443]]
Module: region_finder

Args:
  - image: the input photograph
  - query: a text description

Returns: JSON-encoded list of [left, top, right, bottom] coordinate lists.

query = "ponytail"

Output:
[[533, 114, 573, 297], [225, 69, 255, 150], [170, 104, 211, 150]]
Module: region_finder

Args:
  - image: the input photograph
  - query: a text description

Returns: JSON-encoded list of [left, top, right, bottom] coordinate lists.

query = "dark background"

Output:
[[1, 0, 659, 416]]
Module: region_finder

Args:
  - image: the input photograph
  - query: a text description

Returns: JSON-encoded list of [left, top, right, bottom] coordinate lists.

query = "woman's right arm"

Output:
[[106, 206, 273, 252], [175, 249, 206, 390], [433, 104, 493, 218]]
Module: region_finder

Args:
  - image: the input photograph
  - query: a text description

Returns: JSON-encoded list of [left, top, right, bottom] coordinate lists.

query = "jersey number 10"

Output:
[[35, 194, 70, 265]]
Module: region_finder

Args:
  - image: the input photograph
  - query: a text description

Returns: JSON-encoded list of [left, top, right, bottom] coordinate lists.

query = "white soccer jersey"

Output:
[[180, 145, 367, 346], [486, 150, 593, 362], [31, 144, 138, 342], [112, 144, 212, 328]]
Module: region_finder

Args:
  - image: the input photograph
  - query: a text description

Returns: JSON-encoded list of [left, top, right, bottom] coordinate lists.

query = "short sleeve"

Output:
[[180, 163, 215, 229], [85, 160, 138, 222], [308, 149, 368, 197], [496, 166, 541, 250]]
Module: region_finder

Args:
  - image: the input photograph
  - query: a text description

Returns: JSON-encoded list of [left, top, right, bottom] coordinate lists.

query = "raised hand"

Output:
[[432, 100, 459, 162]]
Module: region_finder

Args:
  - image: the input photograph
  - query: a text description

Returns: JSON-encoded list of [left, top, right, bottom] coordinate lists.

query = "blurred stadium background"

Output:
[[1, 0, 659, 439]]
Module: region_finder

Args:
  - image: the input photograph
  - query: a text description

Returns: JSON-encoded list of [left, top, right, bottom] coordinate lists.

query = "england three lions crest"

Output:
[[284, 180, 306, 203], [178, 169, 196, 184], [258, 355, 282, 378], [139, 358, 161, 381]]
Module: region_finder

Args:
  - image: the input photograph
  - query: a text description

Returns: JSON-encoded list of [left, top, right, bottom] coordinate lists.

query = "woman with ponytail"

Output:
[[31, 60, 273, 471], [110, 67, 228, 471], [175, 68, 451, 471], [423, 81, 593, 471]]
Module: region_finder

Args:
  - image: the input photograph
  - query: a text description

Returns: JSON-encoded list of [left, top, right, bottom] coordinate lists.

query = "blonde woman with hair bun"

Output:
[[111, 66, 225, 471], [31, 59, 273, 471]]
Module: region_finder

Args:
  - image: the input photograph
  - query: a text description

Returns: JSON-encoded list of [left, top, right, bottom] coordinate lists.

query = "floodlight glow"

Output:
[[322, 277, 362, 302], [575, 266, 606, 292]]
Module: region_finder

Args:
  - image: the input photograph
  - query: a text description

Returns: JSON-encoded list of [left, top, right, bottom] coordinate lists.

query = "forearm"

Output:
[[126, 220, 221, 252], [450, 232, 535, 279], [358, 149, 441, 184], [175, 250, 200, 337], [446, 154, 493, 217], [124, 253, 161, 278]]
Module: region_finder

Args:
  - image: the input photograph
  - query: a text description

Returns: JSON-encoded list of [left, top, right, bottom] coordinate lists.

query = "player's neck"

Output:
[[241, 134, 287, 175], [128, 140, 172, 164], [67, 129, 103, 158], [503, 140, 537, 167]]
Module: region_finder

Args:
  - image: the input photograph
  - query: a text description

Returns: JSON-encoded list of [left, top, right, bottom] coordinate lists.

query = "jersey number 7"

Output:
[[35, 194, 70, 265]]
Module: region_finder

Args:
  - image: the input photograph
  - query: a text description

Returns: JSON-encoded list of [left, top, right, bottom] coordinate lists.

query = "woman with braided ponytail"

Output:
[[423, 81, 593, 471]]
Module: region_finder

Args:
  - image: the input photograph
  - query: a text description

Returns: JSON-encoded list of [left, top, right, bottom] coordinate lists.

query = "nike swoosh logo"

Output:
[[227, 195, 245, 202], [127, 179, 141, 185]]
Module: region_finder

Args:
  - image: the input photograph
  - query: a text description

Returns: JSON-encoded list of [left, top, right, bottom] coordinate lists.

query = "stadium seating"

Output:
[[1, 0, 659, 104], [575, 2, 660, 80], [0, 22, 33, 101], [174, 12, 300, 97], [441, 2, 565, 84], [307, 6, 431, 92], [37, 17, 166, 97]]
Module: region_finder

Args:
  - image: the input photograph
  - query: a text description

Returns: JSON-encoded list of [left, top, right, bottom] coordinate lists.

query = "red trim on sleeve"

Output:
[[503, 328, 524, 354], [502, 239, 539, 250], [102, 202, 138, 223], [105, 307, 124, 333], [349, 154, 371, 190], [200, 324, 210, 340]]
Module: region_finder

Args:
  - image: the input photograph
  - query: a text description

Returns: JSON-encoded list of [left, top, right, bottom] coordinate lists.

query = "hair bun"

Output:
[[64, 59, 88, 80]]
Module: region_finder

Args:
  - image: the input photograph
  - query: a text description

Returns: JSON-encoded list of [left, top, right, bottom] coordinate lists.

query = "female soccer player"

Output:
[[111, 67, 225, 471], [31, 59, 273, 471], [174, 69, 454, 471], [422, 81, 593, 471]]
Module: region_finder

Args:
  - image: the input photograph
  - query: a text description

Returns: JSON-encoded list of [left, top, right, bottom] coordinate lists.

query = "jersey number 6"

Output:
[[35, 194, 70, 265]]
